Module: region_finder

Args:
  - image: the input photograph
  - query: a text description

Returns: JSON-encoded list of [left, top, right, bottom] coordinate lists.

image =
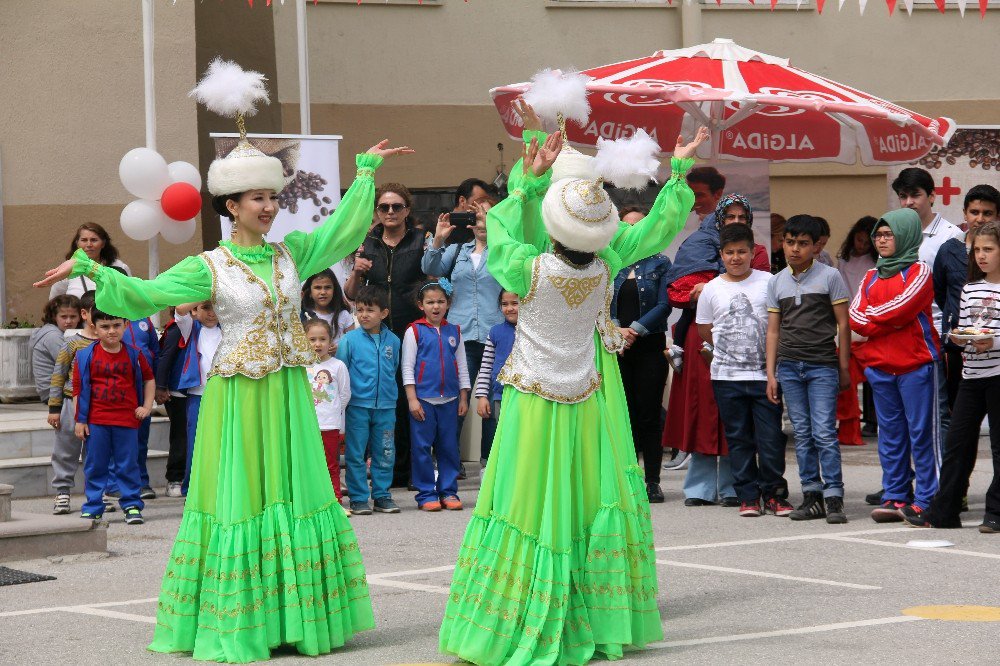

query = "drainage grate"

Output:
[[0, 566, 56, 587]]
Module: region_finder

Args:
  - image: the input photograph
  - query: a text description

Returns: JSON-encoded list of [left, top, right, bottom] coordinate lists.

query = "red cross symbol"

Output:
[[935, 176, 961, 206]]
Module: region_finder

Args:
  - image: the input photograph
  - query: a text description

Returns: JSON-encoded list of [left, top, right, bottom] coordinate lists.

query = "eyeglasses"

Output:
[[377, 203, 408, 214], [873, 231, 895, 240]]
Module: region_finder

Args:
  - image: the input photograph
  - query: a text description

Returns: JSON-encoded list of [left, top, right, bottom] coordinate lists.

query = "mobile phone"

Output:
[[449, 211, 477, 229]]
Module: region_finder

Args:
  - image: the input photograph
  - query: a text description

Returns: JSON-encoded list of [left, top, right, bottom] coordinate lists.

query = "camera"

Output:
[[357, 251, 373, 262], [449, 211, 477, 229]]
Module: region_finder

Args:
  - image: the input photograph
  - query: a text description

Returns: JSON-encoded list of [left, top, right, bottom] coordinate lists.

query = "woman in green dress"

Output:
[[36, 136, 412, 662], [438, 121, 708, 665]]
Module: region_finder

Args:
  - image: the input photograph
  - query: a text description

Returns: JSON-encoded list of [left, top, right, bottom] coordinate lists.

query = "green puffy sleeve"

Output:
[[486, 170, 548, 298], [601, 157, 695, 273], [69, 249, 212, 320], [282, 153, 383, 279], [503, 130, 552, 253]]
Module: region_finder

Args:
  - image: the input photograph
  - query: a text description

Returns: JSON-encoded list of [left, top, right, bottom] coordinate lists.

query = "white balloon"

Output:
[[120, 199, 166, 241], [159, 217, 197, 245], [167, 161, 202, 190], [119, 147, 170, 200]]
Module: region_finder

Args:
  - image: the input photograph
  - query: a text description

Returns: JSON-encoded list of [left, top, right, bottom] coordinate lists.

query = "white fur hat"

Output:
[[190, 58, 286, 196], [542, 177, 620, 253], [206, 140, 286, 196]]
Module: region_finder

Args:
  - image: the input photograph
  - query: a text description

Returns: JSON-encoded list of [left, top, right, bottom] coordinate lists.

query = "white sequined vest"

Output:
[[199, 244, 315, 379], [498, 252, 625, 404]]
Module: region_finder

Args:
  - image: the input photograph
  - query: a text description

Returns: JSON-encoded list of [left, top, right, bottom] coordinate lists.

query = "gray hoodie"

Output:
[[28, 324, 66, 402]]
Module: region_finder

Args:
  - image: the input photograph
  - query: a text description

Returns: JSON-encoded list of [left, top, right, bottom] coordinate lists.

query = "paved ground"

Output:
[[2, 442, 998, 665]]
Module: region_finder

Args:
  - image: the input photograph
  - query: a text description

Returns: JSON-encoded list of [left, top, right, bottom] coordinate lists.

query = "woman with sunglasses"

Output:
[[345, 183, 430, 488]]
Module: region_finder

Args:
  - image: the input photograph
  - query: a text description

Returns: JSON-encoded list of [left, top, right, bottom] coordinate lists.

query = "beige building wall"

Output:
[[2, 0, 201, 323], [271, 0, 1000, 245]]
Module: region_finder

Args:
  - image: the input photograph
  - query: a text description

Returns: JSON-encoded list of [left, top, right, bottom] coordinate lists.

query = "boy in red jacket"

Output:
[[850, 208, 943, 524]]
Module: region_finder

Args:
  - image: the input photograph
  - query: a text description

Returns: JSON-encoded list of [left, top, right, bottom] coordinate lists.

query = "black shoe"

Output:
[[350, 501, 373, 515], [789, 492, 826, 521], [139, 486, 157, 500], [861, 423, 878, 437], [373, 498, 401, 513], [646, 483, 665, 504], [825, 496, 848, 524], [123, 507, 144, 525], [684, 497, 716, 507], [457, 463, 467, 481], [864, 489, 884, 506], [980, 519, 1000, 534], [720, 497, 741, 508]]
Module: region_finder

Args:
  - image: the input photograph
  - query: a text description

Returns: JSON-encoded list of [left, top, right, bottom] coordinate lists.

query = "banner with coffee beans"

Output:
[[210, 133, 343, 243], [886, 126, 1000, 225]]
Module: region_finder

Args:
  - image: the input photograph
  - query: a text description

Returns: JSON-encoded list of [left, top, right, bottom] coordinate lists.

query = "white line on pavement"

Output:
[[86, 597, 159, 608], [655, 559, 881, 589], [61, 606, 156, 624], [656, 526, 912, 552], [366, 577, 451, 595], [646, 615, 924, 649], [822, 536, 1000, 560], [368, 565, 457, 579]]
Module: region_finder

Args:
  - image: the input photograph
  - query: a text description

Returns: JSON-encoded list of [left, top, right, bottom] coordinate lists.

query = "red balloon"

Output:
[[160, 182, 202, 221]]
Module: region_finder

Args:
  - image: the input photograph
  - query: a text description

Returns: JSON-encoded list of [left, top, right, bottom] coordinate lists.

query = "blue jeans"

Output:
[[344, 406, 396, 502], [182, 394, 202, 495], [712, 380, 788, 501], [82, 424, 143, 516], [480, 399, 502, 463], [410, 399, 461, 506], [683, 453, 736, 502], [776, 361, 844, 498]]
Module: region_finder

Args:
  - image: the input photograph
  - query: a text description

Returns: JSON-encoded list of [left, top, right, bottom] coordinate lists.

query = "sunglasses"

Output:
[[377, 203, 409, 214]]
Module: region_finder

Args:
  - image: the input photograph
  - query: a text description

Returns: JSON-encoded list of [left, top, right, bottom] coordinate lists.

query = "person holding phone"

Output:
[[422, 180, 504, 470]]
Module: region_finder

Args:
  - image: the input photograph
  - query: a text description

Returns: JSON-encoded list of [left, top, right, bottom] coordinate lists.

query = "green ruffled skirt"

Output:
[[148, 367, 373, 663], [439, 347, 663, 665]]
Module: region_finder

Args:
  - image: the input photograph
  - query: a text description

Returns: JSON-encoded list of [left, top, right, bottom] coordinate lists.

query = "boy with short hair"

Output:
[[336, 286, 401, 515], [48, 291, 98, 515], [73, 307, 155, 523], [698, 224, 791, 518], [767, 215, 852, 524]]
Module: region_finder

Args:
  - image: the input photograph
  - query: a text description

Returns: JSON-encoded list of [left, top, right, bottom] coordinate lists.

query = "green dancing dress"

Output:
[[70, 154, 383, 663], [438, 138, 695, 666]]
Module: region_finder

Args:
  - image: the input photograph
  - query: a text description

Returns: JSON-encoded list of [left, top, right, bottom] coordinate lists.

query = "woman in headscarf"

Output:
[[661, 193, 768, 503], [849, 209, 943, 524]]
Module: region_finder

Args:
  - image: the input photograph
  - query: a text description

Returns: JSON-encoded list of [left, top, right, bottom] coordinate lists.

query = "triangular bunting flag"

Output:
[[859, 0, 869, 13], [817, 0, 826, 12], [981, 0, 989, 16], [838, 0, 847, 9], [886, 0, 897, 14], [933, 0, 947, 11], [956, 0, 967, 14], [903, 0, 914, 14]]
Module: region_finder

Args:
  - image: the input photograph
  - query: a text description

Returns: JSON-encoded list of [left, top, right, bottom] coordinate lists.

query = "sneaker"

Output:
[[961, 496, 970, 513], [979, 519, 1000, 534], [720, 496, 740, 508], [763, 496, 794, 517], [373, 498, 401, 513], [80, 511, 102, 521], [789, 492, 826, 521], [699, 342, 714, 365], [102, 495, 118, 513], [441, 496, 463, 511], [53, 493, 71, 515], [343, 505, 353, 517], [663, 451, 690, 470], [140, 486, 157, 500], [683, 497, 716, 507], [419, 500, 442, 512], [123, 507, 144, 525], [104, 490, 121, 499], [825, 496, 848, 524], [666, 345, 684, 374], [457, 463, 467, 481], [903, 506, 932, 528], [739, 500, 762, 517], [646, 483, 665, 504], [871, 500, 907, 523], [165, 483, 183, 498], [350, 501, 373, 515], [864, 489, 884, 506]]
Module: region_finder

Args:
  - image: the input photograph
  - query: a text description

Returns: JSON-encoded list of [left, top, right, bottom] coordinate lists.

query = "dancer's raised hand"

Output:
[[522, 131, 563, 177], [366, 139, 415, 159], [33, 258, 76, 289], [511, 98, 542, 132], [673, 126, 710, 160]]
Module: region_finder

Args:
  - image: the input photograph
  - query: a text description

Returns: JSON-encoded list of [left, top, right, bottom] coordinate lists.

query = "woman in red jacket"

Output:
[[849, 208, 942, 524]]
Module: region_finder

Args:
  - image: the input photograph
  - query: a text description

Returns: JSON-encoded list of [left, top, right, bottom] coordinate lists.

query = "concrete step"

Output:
[[0, 450, 169, 499], [0, 511, 107, 562], [0, 416, 170, 460]]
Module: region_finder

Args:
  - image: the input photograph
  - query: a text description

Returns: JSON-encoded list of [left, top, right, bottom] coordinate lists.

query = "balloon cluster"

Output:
[[118, 148, 202, 244]]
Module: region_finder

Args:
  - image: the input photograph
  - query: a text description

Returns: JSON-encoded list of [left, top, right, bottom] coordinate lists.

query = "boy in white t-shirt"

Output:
[[696, 224, 791, 518], [304, 318, 351, 506]]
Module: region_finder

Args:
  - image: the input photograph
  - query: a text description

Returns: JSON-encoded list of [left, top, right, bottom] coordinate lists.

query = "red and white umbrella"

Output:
[[491, 38, 955, 166]]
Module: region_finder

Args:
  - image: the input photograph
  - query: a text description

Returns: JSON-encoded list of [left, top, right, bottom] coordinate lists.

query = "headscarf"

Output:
[[873, 208, 922, 279], [714, 193, 754, 230]]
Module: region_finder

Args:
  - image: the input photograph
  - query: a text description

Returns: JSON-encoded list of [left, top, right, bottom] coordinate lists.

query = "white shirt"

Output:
[[401, 324, 471, 404], [838, 253, 877, 299], [919, 213, 965, 331], [307, 356, 351, 431], [695, 270, 771, 381], [49, 259, 131, 299], [176, 313, 223, 396]]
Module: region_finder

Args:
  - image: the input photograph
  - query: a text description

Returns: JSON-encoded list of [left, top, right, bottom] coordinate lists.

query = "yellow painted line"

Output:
[[902, 605, 1000, 622]]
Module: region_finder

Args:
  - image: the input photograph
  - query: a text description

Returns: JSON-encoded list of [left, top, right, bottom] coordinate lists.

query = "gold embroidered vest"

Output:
[[200, 244, 315, 379], [498, 252, 625, 404]]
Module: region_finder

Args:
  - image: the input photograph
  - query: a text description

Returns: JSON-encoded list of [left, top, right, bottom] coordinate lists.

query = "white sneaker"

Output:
[[166, 482, 183, 498], [53, 493, 71, 515], [666, 345, 684, 373], [663, 451, 691, 471]]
